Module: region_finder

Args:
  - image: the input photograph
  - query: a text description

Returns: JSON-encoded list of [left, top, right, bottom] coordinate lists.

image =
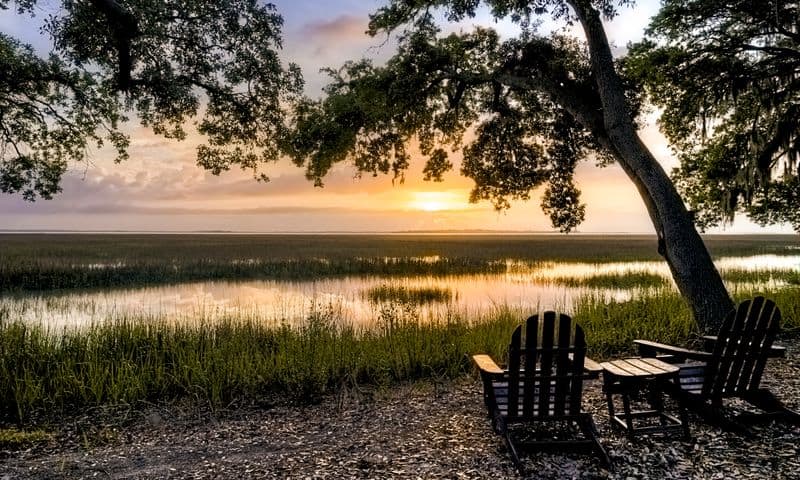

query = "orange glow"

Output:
[[408, 191, 465, 212]]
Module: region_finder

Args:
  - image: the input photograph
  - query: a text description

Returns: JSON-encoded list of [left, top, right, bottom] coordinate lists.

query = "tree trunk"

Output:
[[568, 0, 733, 332]]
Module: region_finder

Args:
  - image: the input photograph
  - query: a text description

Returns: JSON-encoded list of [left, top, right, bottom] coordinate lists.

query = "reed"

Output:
[[549, 272, 669, 289], [0, 303, 518, 422], [2, 233, 797, 292], [363, 284, 455, 304], [2, 287, 797, 423], [721, 268, 800, 285], [572, 289, 696, 356]]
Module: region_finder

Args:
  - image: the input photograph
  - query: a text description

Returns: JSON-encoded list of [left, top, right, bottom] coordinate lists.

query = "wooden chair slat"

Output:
[[553, 314, 572, 416], [729, 297, 766, 393], [473, 311, 609, 471], [507, 326, 522, 419], [568, 324, 586, 416], [709, 299, 751, 398], [537, 312, 556, 418], [744, 300, 780, 392], [523, 315, 539, 417]]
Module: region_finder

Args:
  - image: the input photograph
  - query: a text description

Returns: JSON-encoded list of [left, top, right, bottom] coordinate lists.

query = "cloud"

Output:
[[300, 15, 366, 40], [0, 199, 486, 216]]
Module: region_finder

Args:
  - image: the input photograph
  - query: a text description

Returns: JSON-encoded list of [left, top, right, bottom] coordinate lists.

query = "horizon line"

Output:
[[0, 229, 795, 236]]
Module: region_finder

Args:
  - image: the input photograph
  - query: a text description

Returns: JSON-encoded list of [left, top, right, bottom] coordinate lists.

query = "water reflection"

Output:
[[3, 255, 798, 329]]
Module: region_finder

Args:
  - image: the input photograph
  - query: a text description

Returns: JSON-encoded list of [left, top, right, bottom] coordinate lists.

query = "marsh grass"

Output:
[[548, 272, 669, 289], [2, 233, 797, 292], [722, 268, 800, 285], [364, 284, 455, 304], [0, 304, 518, 422], [573, 289, 696, 356], [4, 287, 796, 423], [0, 256, 504, 292]]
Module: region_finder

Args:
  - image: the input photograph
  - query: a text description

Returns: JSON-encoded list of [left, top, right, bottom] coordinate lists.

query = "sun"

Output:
[[408, 191, 462, 212], [417, 200, 447, 212]]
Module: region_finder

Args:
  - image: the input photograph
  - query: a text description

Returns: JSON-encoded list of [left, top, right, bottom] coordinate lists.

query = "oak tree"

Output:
[[0, 0, 302, 200], [625, 0, 800, 232], [284, 0, 734, 331]]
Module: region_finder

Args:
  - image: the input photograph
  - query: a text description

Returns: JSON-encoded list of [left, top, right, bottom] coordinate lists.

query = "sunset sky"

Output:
[[0, 1, 792, 233]]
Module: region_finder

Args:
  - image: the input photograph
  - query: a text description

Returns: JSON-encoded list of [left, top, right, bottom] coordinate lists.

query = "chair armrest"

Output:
[[583, 357, 603, 379], [473, 353, 602, 380], [634, 339, 714, 362], [472, 354, 504, 376], [701, 335, 786, 358]]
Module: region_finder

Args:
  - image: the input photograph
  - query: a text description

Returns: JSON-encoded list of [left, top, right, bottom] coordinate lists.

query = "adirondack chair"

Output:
[[634, 296, 800, 430], [473, 311, 609, 474]]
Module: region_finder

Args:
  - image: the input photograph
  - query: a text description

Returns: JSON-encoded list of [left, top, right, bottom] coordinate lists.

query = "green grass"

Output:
[[549, 272, 669, 289], [721, 268, 800, 285], [363, 284, 455, 304], [0, 304, 517, 422], [2, 286, 797, 424], [1, 233, 798, 425], [1, 233, 797, 291], [0, 427, 51, 447], [572, 289, 696, 356]]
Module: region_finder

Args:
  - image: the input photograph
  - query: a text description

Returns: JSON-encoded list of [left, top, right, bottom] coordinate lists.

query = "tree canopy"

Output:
[[0, 0, 302, 200], [284, 3, 645, 232], [0, 0, 787, 329], [625, 0, 800, 232], [283, 0, 737, 329]]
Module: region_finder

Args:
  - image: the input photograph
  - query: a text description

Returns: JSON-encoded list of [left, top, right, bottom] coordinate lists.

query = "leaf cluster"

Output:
[[1, 0, 303, 199], [624, 0, 800, 231], [0, 34, 126, 199], [284, 10, 625, 232]]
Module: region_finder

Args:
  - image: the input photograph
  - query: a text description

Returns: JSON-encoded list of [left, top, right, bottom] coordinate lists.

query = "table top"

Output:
[[599, 357, 679, 378]]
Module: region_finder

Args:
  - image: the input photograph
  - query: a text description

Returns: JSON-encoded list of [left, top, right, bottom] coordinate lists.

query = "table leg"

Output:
[[621, 385, 635, 440], [605, 389, 616, 425], [650, 378, 667, 426]]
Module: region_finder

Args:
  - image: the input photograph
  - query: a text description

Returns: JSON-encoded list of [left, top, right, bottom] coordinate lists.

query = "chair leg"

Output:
[[497, 419, 525, 476], [481, 374, 495, 417], [579, 414, 611, 468], [492, 410, 504, 434], [678, 400, 691, 440], [605, 388, 616, 427]]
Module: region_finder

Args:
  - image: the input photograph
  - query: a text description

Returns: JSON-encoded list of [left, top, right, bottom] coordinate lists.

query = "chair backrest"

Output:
[[703, 296, 781, 402], [505, 311, 587, 421]]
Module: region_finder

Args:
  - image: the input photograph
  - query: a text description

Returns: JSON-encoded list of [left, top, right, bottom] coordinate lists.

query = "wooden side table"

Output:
[[600, 357, 690, 439]]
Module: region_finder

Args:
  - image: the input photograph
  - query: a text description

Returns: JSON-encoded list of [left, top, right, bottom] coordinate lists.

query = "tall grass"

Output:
[[3, 287, 797, 423], [0, 305, 519, 422], [2, 233, 797, 292], [549, 272, 669, 289], [572, 289, 697, 356], [721, 268, 800, 285], [363, 284, 455, 304], [0, 256, 505, 292]]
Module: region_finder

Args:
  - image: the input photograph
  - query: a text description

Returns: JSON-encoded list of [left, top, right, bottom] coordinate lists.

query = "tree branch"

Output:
[[88, 0, 140, 91], [493, 73, 612, 152]]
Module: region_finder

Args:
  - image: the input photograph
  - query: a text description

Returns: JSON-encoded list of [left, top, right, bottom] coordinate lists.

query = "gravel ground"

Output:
[[2, 343, 800, 480]]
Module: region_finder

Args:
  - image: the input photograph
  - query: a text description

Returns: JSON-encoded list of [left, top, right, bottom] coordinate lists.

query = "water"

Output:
[[2, 255, 798, 328]]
